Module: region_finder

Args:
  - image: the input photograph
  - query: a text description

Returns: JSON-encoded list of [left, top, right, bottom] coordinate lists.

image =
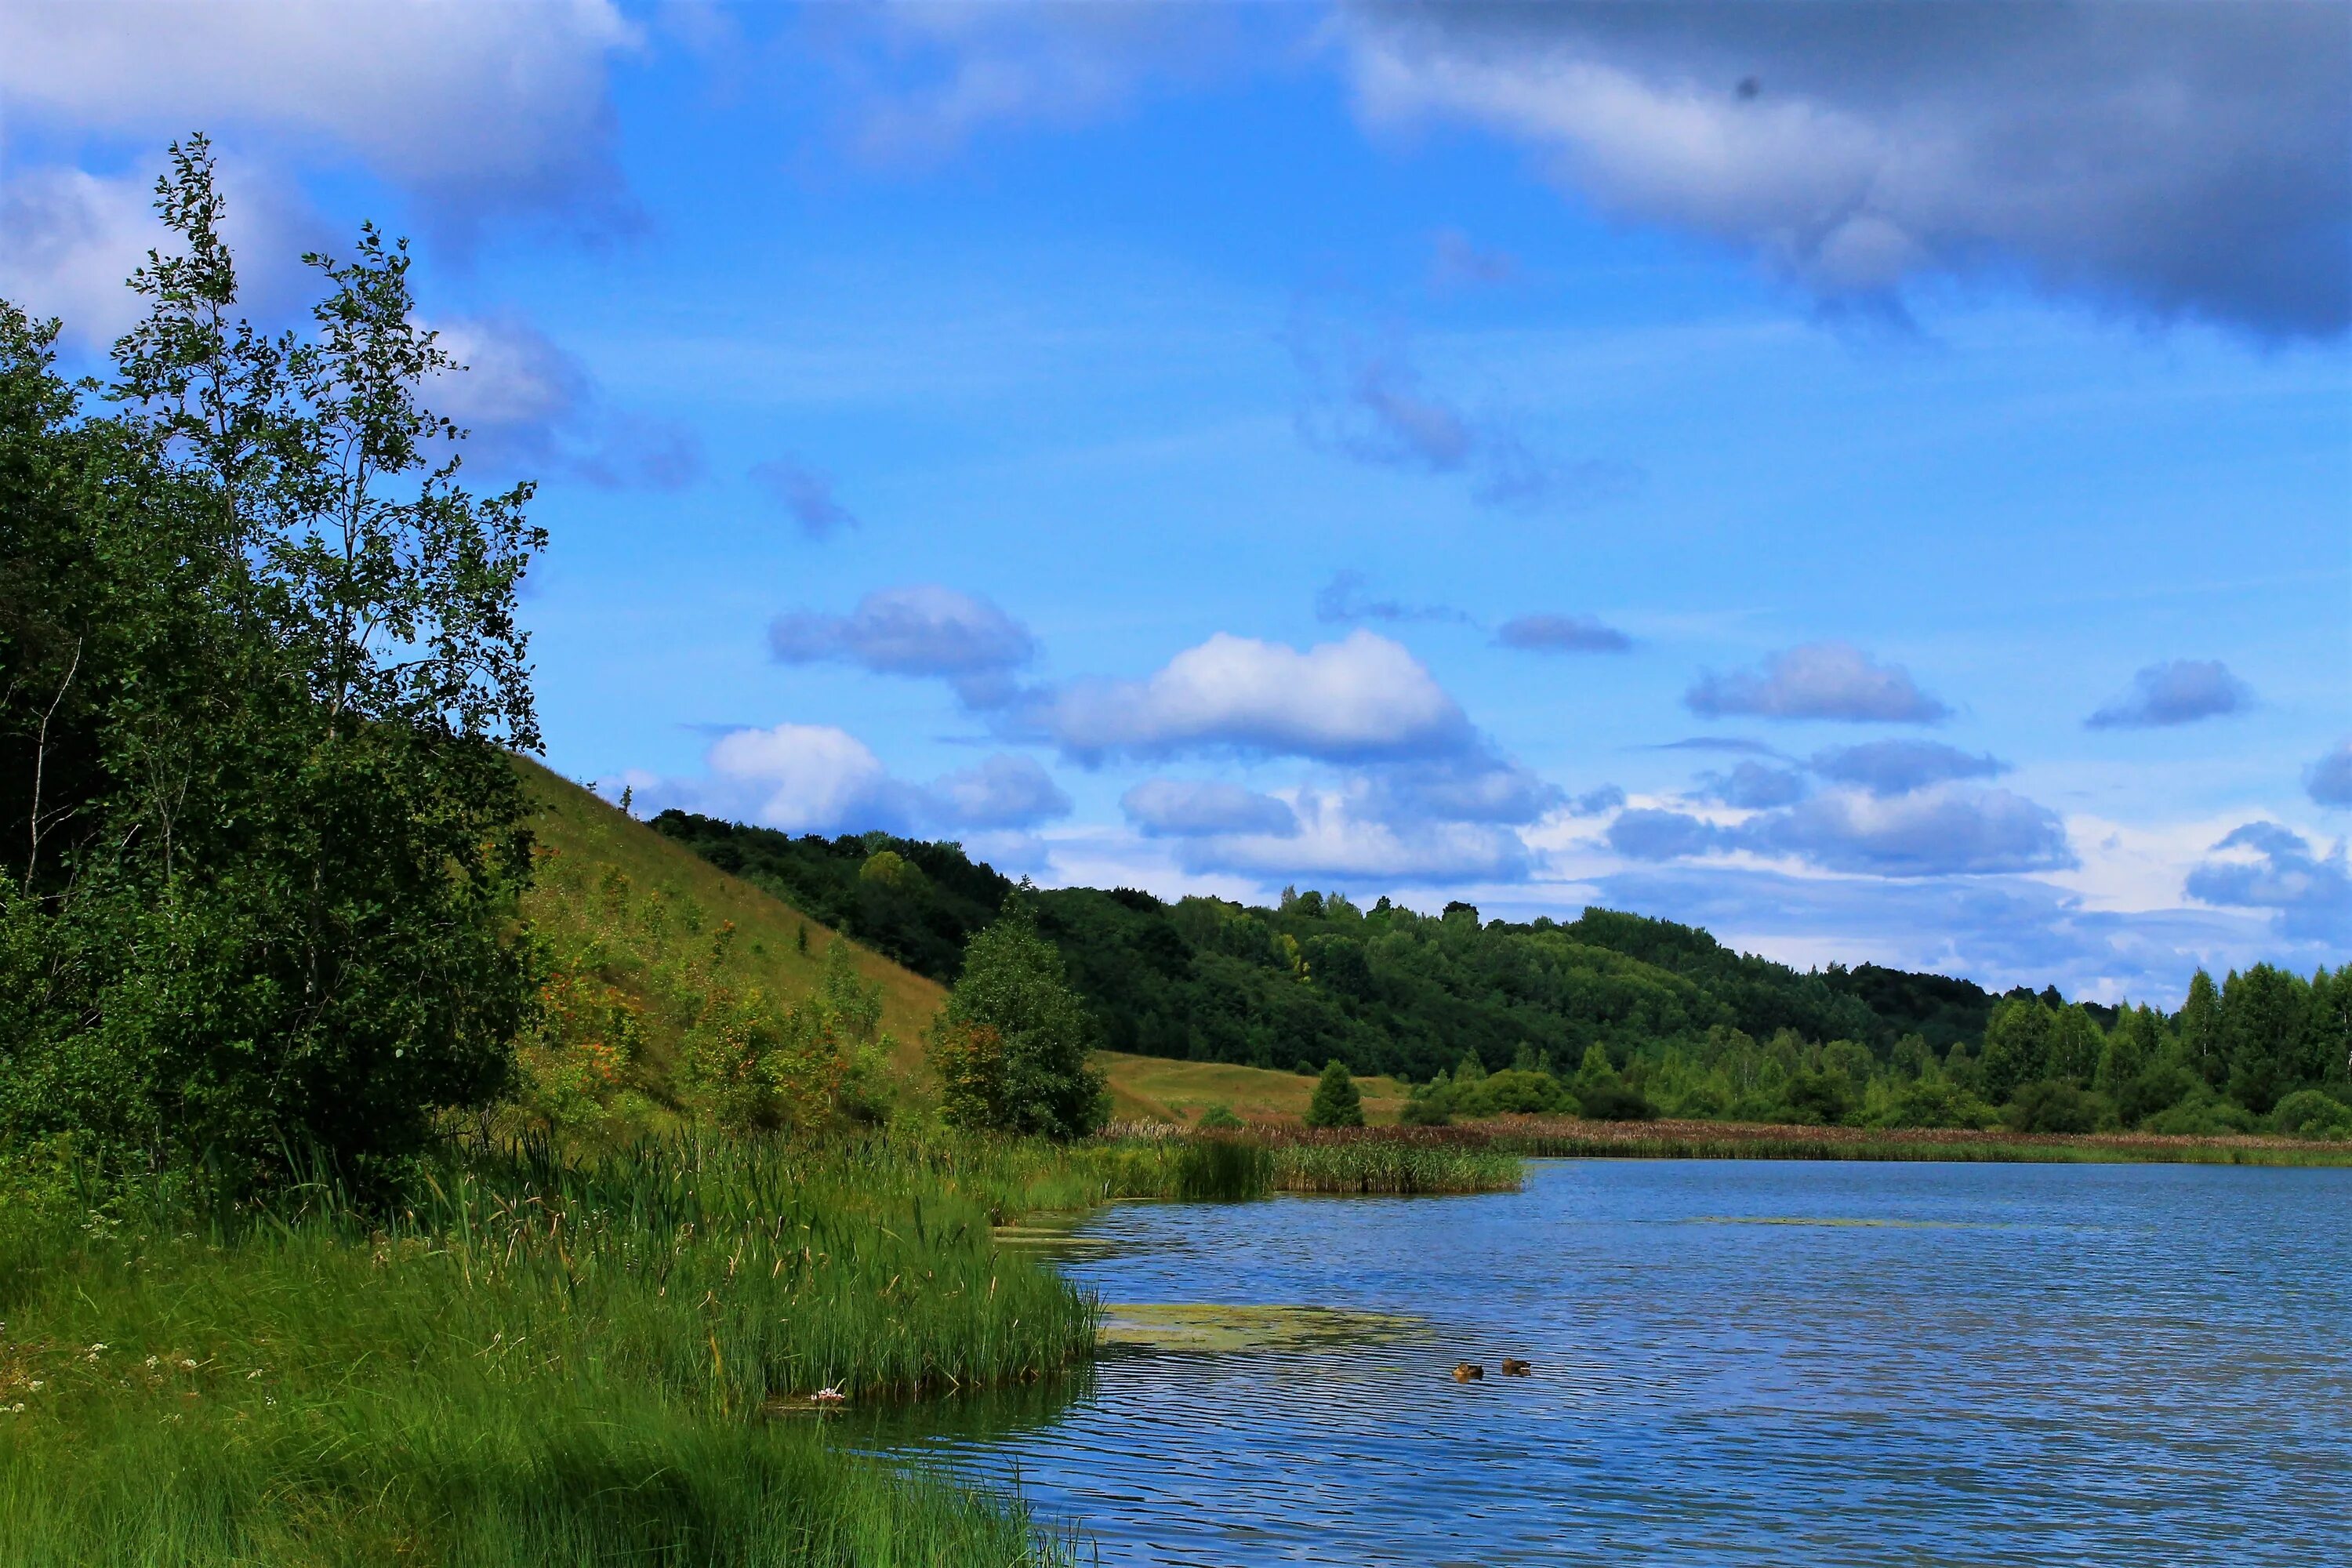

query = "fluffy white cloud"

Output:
[[1040, 629, 1473, 764], [770, 586, 1037, 708], [1686, 641, 1949, 724], [1159, 783, 1534, 884], [702, 723, 902, 835], [1123, 779, 1299, 838], [0, 157, 325, 347], [430, 313, 700, 490], [644, 724, 1067, 837], [2185, 822, 2351, 946], [927, 753, 1071, 829], [2085, 659, 2254, 730], [2310, 739, 2352, 810], [1809, 740, 2005, 797], [0, 2, 637, 218], [1341, 2, 2351, 336]]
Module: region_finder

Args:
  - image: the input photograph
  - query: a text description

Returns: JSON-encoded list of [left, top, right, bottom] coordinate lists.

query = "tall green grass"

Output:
[[0, 1135, 1096, 1566], [1260, 1133, 1524, 1195]]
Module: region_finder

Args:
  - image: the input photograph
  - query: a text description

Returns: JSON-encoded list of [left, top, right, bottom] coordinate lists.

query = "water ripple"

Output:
[[884, 1160, 2352, 1566]]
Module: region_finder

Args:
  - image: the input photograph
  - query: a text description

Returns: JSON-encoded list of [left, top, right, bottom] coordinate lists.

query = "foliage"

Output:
[[0, 139, 540, 1192], [1305, 1059, 1365, 1127], [2269, 1088, 2352, 1139], [650, 812, 1009, 984], [2003, 1079, 2104, 1134], [930, 899, 1105, 1139], [1195, 1102, 1243, 1131], [0, 1135, 1109, 1566], [677, 939, 893, 1135]]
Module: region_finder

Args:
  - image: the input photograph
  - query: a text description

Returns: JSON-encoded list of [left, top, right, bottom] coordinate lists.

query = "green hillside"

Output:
[[514, 760, 946, 1121]]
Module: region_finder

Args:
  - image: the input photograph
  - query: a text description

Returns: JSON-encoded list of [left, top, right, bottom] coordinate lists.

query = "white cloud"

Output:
[[1163, 784, 1534, 884], [1040, 629, 1473, 764], [703, 723, 902, 835], [1686, 641, 1950, 724], [1123, 779, 1300, 838], [927, 753, 1071, 829], [0, 2, 638, 219], [0, 157, 325, 347], [1341, 3, 2352, 336]]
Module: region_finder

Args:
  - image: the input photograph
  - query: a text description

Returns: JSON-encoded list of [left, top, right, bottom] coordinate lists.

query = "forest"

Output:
[[652, 812, 2352, 1138]]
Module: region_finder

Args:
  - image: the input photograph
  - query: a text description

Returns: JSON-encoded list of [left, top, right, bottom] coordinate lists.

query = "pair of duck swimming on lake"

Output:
[[1452, 1359, 1530, 1381]]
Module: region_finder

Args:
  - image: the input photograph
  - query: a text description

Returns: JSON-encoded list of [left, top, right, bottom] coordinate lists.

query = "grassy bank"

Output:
[[0, 1134, 1196, 1567], [1381, 1116, 2352, 1167]]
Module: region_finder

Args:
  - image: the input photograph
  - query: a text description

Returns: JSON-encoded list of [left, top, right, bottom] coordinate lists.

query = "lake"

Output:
[[867, 1160, 2351, 1566]]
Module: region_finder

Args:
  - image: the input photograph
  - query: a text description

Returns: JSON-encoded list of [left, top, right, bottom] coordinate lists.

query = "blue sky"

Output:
[[4, 2, 2347, 1002]]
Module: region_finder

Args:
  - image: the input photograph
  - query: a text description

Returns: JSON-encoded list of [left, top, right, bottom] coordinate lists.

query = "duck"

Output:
[[1451, 1362, 1483, 1381], [1500, 1358, 1532, 1377]]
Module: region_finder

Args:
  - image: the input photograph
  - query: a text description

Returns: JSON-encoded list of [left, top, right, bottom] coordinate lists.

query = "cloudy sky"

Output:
[[5, 1, 2347, 1002]]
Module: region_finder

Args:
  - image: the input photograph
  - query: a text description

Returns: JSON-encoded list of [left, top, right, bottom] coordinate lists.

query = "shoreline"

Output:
[[1112, 1119, 2352, 1168]]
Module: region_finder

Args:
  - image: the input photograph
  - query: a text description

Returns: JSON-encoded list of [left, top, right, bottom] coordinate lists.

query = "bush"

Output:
[[1194, 1102, 1243, 1131], [1573, 1080, 1657, 1122], [927, 898, 1105, 1139], [2116, 1060, 2198, 1127], [1873, 1075, 1987, 1129], [1305, 1059, 1364, 1128], [2003, 1080, 2103, 1134], [1482, 1068, 1566, 1115], [2270, 1088, 2352, 1139], [1398, 1092, 1452, 1127], [1783, 1069, 1855, 1127]]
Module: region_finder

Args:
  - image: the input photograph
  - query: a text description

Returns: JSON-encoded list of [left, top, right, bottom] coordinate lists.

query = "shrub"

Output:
[[1305, 1059, 1365, 1128], [1573, 1080, 1657, 1122], [1873, 1075, 1987, 1130], [2270, 1088, 2352, 1139], [1482, 1068, 1566, 1115], [927, 898, 1105, 1139], [1194, 1102, 1243, 1131], [1784, 1069, 1855, 1127], [2003, 1080, 2103, 1134]]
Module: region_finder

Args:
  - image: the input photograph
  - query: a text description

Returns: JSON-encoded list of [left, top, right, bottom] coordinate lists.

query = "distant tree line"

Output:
[[653, 815, 2352, 1138]]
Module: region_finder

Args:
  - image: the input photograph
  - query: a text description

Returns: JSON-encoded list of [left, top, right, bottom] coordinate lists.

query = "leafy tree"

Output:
[[2004, 1080, 2101, 1134], [0, 139, 542, 1190], [1305, 1058, 1365, 1127], [928, 898, 1105, 1139], [2223, 964, 2309, 1114], [2179, 968, 2224, 1086], [1979, 996, 2053, 1103]]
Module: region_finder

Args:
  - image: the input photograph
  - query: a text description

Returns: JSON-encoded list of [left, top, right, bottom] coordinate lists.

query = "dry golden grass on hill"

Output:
[[516, 757, 945, 1087], [1098, 1050, 1408, 1127], [518, 760, 1421, 1128]]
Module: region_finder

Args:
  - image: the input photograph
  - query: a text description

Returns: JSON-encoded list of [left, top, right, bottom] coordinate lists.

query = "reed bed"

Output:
[[1394, 1116, 2352, 1167], [0, 1136, 1100, 1567]]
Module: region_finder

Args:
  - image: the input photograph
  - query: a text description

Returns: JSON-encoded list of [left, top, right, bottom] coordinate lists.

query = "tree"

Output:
[[1979, 996, 2053, 1102], [1305, 1058, 1364, 1127], [2223, 964, 2309, 1114], [0, 139, 543, 1190], [927, 898, 1105, 1138], [2179, 969, 2224, 1086]]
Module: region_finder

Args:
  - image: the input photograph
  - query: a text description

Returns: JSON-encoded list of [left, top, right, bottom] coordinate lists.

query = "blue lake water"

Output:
[[879, 1160, 2352, 1565]]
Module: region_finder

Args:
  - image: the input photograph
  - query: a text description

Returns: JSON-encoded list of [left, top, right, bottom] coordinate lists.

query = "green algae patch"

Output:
[[1098, 1303, 1425, 1354], [1686, 1216, 2004, 1230]]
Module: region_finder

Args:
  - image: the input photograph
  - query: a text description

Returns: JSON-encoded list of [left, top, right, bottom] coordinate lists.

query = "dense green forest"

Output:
[[652, 811, 2352, 1137]]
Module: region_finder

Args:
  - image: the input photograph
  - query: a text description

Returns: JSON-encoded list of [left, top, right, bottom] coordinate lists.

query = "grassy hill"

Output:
[[517, 762, 1421, 1131], [1100, 1051, 1409, 1127], [516, 759, 945, 1097]]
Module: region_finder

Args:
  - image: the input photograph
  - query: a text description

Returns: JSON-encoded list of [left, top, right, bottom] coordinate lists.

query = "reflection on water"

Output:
[[880, 1161, 2352, 1566]]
